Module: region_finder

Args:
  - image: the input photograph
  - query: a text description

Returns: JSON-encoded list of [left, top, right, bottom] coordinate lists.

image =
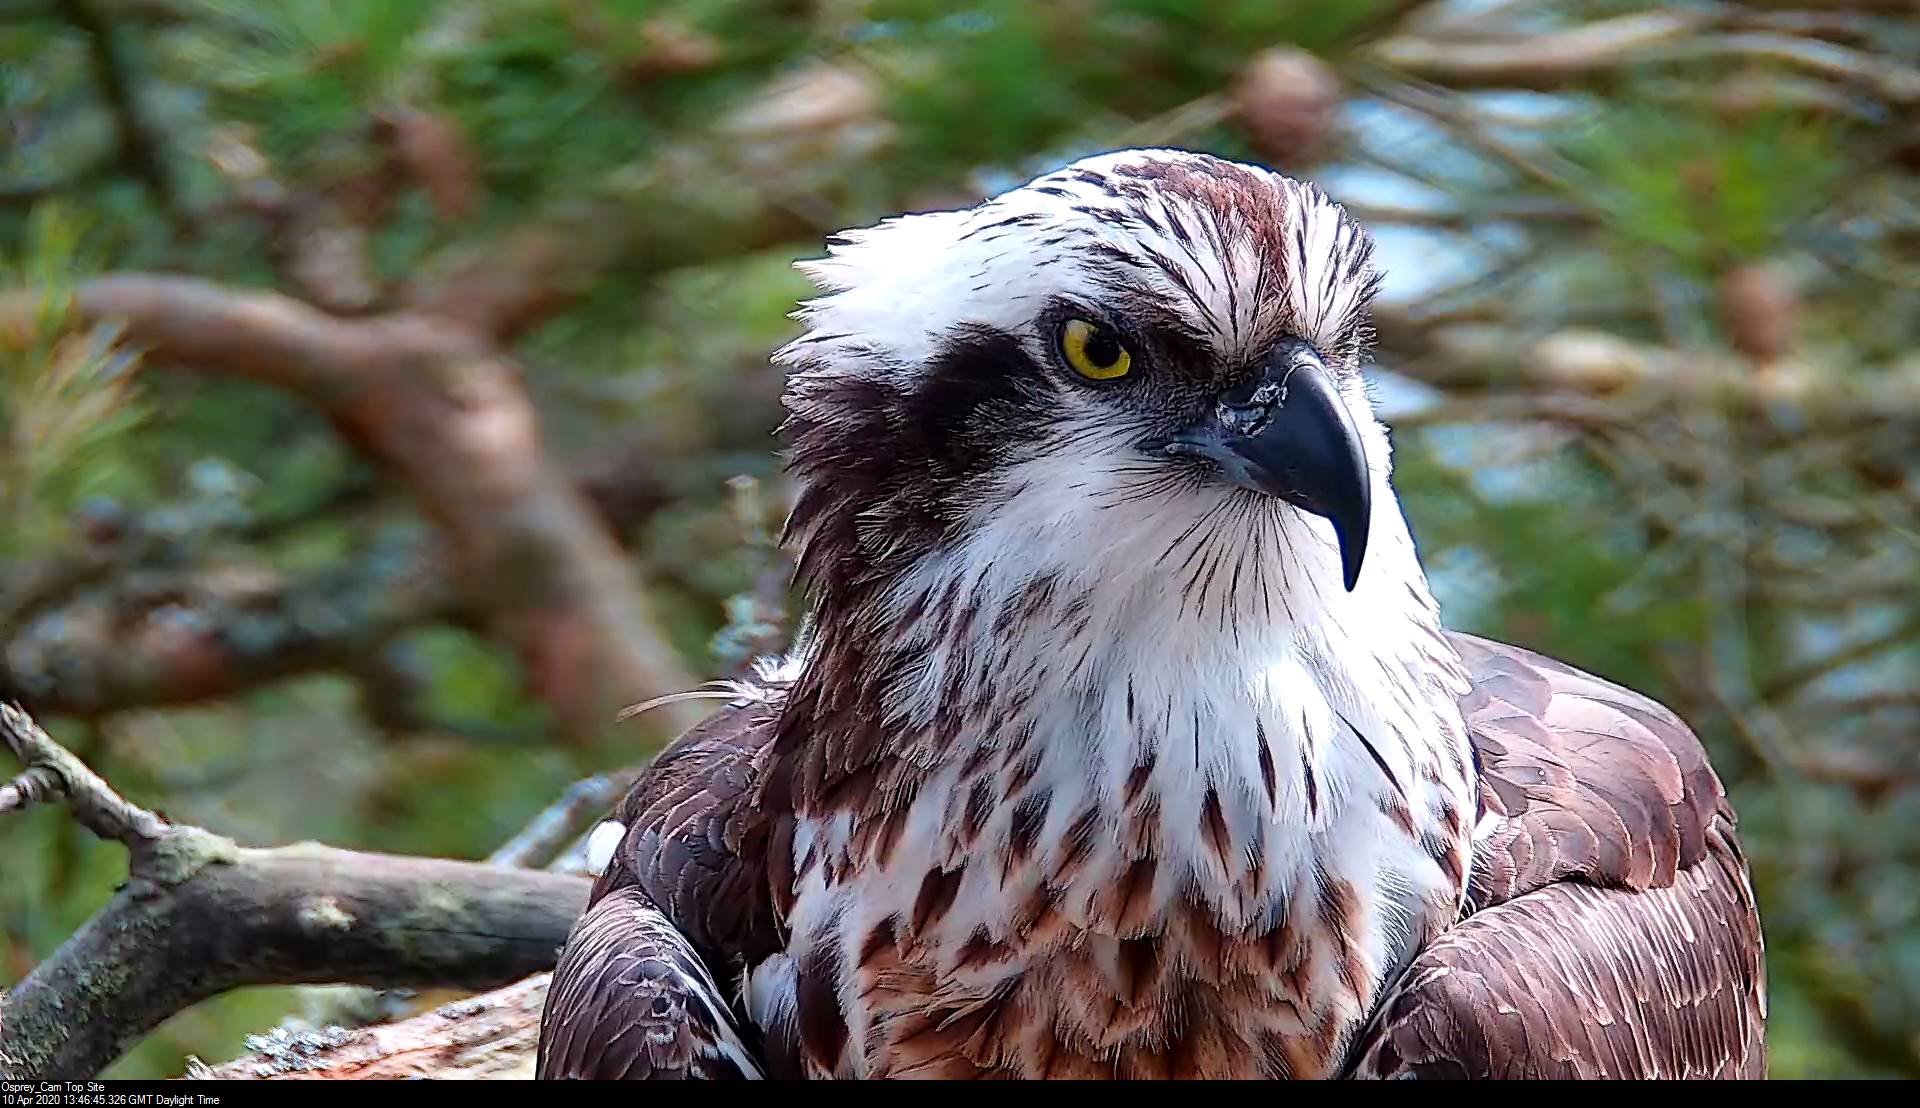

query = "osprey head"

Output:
[[776, 148, 1391, 611]]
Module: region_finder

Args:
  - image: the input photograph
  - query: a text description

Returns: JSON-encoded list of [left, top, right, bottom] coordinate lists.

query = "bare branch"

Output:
[[487, 770, 639, 871], [1662, 33, 1920, 105], [1373, 322, 1920, 424], [0, 703, 168, 841], [1369, 9, 1920, 103], [192, 974, 551, 1080], [2, 545, 448, 720], [292, 760, 642, 1032], [1761, 611, 1920, 705], [1369, 12, 1711, 90], [0, 275, 705, 742], [0, 704, 590, 1081], [2, 429, 685, 721], [1343, 198, 1594, 230], [59, 0, 182, 222]]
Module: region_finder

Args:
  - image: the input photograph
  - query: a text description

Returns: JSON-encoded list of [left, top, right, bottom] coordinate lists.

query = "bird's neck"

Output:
[[784, 480, 1478, 915], [773, 484, 1481, 1077]]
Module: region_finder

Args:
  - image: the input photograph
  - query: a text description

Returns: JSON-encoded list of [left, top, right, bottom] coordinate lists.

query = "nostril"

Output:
[[1216, 378, 1264, 408], [1217, 402, 1272, 438]]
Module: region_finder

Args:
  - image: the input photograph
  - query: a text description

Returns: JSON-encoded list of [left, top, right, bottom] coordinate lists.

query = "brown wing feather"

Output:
[[1450, 632, 1727, 905], [536, 887, 759, 1079], [538, 689, 799, 1081], [1347, 823, 1766, 1079], [603, 693, 790, 967], [1346, 633, 1767, 1079]]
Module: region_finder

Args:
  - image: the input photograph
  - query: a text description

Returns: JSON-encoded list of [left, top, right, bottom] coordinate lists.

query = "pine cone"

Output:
[[1718, 261, 1800, 366], [1233, 48, 1341, 167]]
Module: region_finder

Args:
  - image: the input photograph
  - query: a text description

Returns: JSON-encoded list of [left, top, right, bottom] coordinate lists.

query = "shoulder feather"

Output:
[[1449, 632, 1727, 906], [540, 680, 801, 1081], [1343, 633, 1767, 1079]]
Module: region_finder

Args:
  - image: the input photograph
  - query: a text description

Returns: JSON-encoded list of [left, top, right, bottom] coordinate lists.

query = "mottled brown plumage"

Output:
[[537, 633, 1765, 1080]]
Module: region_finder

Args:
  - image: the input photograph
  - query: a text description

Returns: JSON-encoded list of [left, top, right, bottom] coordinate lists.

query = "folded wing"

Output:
[[537, 689, 798, 1080], [1347, 634, 1767, 1079], [536, 887, 762, 1079]]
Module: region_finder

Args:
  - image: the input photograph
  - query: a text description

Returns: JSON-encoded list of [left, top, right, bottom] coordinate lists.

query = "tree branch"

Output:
[[1369, 11, 1712, 91], [192, 973, 552, 1080], [1, 429, 683, 721], [1, 543, 448, 719], [288, 762, 642, 1031], [0, 275, 704, 742], [486, 768, 641, 871], [1760, 610, 1920, 705], [0, 704, 590, 1081], [1368, 8, 1920, 103], [59, 0, 182, 222], [401, 143, 829, 344]]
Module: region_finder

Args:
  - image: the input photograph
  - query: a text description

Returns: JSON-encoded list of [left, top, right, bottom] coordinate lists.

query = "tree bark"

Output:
[[0, 704, 591, 1081], [189, 974, 551, 1080], [0, 277, 704, 744], [0, 844, 587, 1081]]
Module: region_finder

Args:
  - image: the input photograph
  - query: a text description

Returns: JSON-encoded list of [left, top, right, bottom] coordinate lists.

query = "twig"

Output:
[[487, 768, 644, 871], [1368, 11, 1711, 91], [1, 702, 168, 841], [1760, 611, 1920, 704], [59, 0, 182, 223], [1694, 666, 1795, 779], [1654, 32, 1920, 106], [1353, 70, 1592, 202], [1343, 198, 1594, 230]]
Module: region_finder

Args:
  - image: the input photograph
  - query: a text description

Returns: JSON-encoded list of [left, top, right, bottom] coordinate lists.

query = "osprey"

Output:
[[537, 149, 1768, 1080]]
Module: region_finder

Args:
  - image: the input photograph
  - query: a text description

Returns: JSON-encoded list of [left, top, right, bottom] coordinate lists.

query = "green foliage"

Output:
[[873, 0, 1398, 178], [181, 0, 431, 168], [876, 2, 1106, 172], [403, 627, 551, 742], [1396, 440, 1707, 692], [0, 204, 146, 557], [1565, 90, 1849, 275], [434, 7, 635, 205], [1, 0, 1913, 1082]]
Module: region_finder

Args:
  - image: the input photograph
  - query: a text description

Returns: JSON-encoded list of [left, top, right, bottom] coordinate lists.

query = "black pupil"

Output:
[[1083, 330, 1121, 368]]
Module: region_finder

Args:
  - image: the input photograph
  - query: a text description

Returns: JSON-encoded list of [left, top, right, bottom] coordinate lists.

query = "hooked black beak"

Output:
[[1163, 338, 1372, 591]]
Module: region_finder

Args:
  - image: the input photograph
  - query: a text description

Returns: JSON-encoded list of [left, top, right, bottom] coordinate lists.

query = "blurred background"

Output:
[[2, 0, 1917, 1080]]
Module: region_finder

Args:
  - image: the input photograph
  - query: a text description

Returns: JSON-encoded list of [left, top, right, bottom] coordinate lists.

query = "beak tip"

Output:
[[1337, 516, 1369, 593], [1184, 347, 1377, 592], [1330, 470, 1371, 593]]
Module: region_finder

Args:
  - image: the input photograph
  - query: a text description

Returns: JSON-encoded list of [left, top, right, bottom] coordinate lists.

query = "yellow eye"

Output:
[[1060, 318, 1133, 381]]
